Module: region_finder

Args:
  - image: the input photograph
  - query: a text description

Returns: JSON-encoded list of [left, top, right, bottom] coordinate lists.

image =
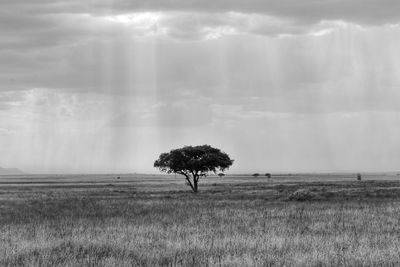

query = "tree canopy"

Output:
[[154, 145, 234, 192]]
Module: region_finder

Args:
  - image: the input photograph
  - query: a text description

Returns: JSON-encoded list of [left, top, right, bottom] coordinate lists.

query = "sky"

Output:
[[1, 0, 400, 174]]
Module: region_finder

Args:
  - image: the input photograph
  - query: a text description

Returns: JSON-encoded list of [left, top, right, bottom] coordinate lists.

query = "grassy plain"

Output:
[[1, 173, 400, 266]]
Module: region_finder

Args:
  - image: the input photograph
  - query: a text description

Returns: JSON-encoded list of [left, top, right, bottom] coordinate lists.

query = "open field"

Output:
[[1, 173, 400, 266]]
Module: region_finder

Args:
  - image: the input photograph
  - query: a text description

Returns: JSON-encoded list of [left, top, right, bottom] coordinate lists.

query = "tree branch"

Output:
[[195, 171, 202, 182]]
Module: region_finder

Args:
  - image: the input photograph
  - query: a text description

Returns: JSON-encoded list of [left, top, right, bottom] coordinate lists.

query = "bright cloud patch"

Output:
[[99, 12, 356, 40]]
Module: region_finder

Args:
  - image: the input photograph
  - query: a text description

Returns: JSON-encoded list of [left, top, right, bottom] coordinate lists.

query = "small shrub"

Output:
[[357, 173, 362, 181], [288, 189, 319, 201], [252, 173, 260, 177]]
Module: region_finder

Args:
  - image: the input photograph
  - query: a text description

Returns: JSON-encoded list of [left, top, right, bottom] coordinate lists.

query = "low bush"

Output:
[[288, 189, 320, 201]]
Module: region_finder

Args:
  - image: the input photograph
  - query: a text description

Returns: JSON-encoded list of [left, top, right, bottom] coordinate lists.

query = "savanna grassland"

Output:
[[1, 173, 400, 266]]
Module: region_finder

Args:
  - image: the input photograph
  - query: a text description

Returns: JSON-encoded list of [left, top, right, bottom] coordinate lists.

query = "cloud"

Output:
[[0, 91, 25, 111], [1, 0, 400, 51], [92, 0, 400, 25], [1, 20, 400, 114], [3, 0, 400, 25], [1, 0, 399, 96], [157, 12, 314, 40]]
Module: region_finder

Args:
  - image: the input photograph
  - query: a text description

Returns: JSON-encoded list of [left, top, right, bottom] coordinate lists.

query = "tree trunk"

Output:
[[182, 173, 195, 192], [193, 176, 198, 193]]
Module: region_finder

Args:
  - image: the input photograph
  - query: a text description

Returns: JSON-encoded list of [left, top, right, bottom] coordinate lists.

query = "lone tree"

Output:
[[154, 145, 234, 193], [265, 173, 271, 178], [218, 173, 225, 178]]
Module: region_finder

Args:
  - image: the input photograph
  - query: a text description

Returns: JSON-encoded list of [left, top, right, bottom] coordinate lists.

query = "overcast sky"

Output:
[[1, 0, 400, 173]]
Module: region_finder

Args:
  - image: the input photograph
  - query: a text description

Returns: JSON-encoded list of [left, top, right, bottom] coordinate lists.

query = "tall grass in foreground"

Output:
[[1, 182, 400, 266]]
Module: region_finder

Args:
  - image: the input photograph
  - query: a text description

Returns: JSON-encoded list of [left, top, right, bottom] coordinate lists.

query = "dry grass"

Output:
[[1, 174, 400, 266]]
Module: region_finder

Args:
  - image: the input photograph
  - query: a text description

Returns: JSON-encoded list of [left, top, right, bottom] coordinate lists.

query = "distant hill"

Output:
[[0, 167, 24, 175]]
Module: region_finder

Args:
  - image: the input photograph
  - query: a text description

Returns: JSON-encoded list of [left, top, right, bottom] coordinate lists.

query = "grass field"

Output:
[[1, 173, 400, 266]]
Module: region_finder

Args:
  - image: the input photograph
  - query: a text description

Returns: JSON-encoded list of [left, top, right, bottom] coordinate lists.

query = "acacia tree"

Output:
[[154, 145, 234, 192]]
